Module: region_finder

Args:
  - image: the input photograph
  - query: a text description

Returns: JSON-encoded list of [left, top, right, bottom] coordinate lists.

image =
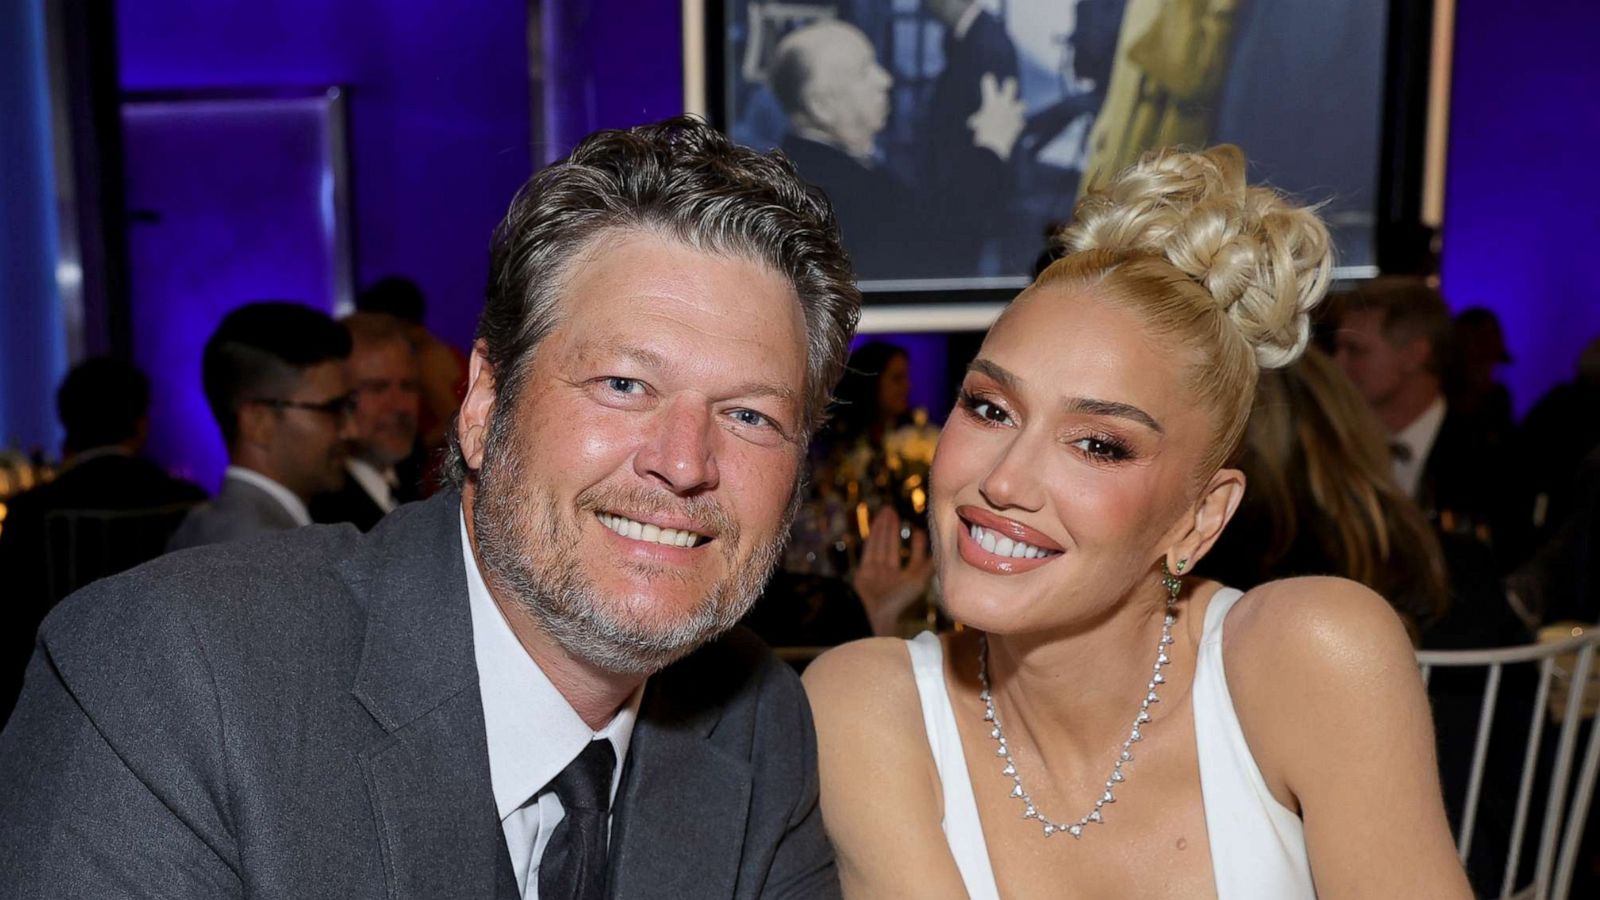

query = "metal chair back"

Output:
[[1419, 628, 1600, 899], [42, 502, 197, 601]]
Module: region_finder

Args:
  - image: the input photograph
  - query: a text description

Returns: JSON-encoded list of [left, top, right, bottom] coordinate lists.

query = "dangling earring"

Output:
[[1161, 558, 1187, 602]]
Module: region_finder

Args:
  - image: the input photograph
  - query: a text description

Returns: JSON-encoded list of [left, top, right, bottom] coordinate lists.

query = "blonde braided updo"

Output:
[[1036, 145, 1333, 472]]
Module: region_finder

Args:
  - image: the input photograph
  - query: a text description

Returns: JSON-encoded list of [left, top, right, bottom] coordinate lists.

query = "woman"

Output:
[[1202, 347, 1452, 638], [804, 146, 1470, 898], [830, 341, 915, 450]]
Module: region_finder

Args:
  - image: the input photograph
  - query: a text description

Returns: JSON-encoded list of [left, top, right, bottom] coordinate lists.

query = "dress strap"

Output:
[[905, 632, 1000, 900]]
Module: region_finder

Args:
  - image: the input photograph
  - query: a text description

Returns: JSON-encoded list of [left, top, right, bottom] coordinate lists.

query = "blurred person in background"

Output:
[[921, 0, 1026, 275], [749, 342, 935, 649], [311, 312, 422, 531], [1517, 335, 1600, 539], [1201, 347, 1452, 637], [355, 275, 468, 481], [0, 357, 205, 723], [1445, 306, 1515, 444], [167, 302, 354, 551], [829, 341, 914, 453], [1331, 277, 1527, 567]]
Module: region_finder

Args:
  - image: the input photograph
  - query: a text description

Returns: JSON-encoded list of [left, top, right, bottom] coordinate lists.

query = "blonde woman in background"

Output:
[[1202, 346, 1452, 639], [804, 146, 1470, 898]]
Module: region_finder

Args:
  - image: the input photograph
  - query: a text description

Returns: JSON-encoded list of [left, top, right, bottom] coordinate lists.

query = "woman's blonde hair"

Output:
[[1038, 145, 1332, 473]]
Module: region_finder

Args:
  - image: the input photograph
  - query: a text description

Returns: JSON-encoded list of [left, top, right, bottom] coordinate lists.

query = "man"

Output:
[[921, 0, 1026, 275], [355, 275, 469, 462], [768, 20, 913, 280], [311, 312, 423, 531], [1332, 277, 1523, 562], [166, 301, 355, 550], [0, 118, 859, 899], [0, 357, 205, 723]]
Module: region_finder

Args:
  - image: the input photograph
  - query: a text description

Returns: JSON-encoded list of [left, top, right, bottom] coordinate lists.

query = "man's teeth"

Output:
[[969, 523, 1054, 559], [597, 512, 704, 548]]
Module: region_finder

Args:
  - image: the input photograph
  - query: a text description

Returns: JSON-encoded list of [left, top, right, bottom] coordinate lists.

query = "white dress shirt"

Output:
[[1391, 395, 1447, 500], [345, 458, 399, 514], [461, 514, 642, 899], [224, 465, 311, 526]]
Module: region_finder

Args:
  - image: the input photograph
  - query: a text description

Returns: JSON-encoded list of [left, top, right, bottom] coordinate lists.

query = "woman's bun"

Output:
[[1054, 145, 1332, 369]]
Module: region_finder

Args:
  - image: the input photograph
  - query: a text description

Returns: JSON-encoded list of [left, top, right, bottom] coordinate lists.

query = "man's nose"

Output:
[[633, 396, 720, 495]]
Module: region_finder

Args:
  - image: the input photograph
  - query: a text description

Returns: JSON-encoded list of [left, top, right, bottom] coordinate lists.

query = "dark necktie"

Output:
[[537, 739, 617, 900]]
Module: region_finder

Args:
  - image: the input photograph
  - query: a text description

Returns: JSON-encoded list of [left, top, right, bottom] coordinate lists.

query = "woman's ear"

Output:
[[1165, 467, 1247, 570], [456, 341, 497, 472]]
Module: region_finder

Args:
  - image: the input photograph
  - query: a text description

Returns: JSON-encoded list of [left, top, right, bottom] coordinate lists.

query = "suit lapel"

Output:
[[608, 682, 753, 899], [342, 492, 518, 900]]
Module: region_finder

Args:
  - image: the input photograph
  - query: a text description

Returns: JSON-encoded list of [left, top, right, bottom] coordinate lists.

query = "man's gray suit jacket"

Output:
[[166, 473, 302, 551], [0, 490, 840, 898]]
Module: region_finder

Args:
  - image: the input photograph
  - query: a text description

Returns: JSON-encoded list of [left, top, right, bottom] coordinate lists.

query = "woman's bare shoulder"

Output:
[[803, 635, 924, 724], [1224, 575, 1415, 677], [1220, 577, 1425, 802]]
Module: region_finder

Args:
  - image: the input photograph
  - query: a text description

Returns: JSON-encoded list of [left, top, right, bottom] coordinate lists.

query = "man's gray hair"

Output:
[[442, 116, 861, 487]]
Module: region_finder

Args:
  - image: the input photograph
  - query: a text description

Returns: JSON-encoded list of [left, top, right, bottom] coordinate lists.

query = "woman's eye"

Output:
[[606, 377, 645, 395], [1072, 436, 1131, 462], [960, 390, 1012, 425]]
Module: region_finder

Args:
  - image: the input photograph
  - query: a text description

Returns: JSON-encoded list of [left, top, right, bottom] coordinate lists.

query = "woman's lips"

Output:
[[957, 506, 1065, 551], [954, 506, 1063, 575]]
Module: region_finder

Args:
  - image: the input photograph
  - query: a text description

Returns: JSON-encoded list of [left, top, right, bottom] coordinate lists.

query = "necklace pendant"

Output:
[[1068, 824, 1083, 838], [1042, 823, 1056, 837]]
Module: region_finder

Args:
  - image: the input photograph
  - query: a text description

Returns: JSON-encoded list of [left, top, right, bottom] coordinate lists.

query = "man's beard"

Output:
[[470, 405, 795, 676]]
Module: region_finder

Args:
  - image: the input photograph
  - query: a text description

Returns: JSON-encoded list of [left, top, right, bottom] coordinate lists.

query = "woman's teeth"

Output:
[[597, 512, 704, 548], [969, 523, 1054, 559]]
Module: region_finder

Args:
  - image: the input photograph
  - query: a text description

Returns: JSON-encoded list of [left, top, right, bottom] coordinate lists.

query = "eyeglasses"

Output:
[[244, 394, 357, 418]]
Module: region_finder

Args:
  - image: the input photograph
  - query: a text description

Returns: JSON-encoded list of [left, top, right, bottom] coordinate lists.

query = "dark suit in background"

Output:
[[1420, 408, 1530, 570], [310, 475, 388, 531], [922, 8, 1021, 276], [0, 491, 837, 898], [310, 464, 420, 533], [780, 133, 917, 281], [0, 451, 205, 724]]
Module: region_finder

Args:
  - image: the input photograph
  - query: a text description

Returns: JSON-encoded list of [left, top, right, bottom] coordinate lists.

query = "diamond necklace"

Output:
[[977, 594, 1177, 840]]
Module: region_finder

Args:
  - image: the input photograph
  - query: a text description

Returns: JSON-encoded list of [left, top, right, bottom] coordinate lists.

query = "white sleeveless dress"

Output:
[[906, 587, 1316, 899]]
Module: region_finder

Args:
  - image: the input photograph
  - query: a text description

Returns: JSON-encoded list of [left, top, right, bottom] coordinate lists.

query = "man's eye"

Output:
[[606, 377, 645, 395], [730, 409, 773, 429]]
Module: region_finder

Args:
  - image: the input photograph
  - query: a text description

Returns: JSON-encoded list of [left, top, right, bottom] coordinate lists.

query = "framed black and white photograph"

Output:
[[702, 0, 1389, 316]]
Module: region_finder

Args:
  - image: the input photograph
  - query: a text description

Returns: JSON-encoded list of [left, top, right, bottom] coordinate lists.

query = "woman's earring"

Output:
[[1161, 558, 1187, 602]]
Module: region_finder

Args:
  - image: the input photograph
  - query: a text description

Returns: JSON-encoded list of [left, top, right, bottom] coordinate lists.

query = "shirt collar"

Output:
[[1394, 394, 1448, 462], [459, 512, 642, 822], [224, 465, 311, 526], [345, 458, 398, 513], [953, 1, 983, 41]]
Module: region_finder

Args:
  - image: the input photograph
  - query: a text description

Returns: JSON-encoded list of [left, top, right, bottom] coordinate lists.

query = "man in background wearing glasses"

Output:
[[167, 301, 355, 551]]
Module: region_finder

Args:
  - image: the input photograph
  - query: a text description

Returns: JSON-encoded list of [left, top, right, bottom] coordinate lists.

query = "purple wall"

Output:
[[118, 0, 533, 350], [544, 0, 684, 163], [1440, 0, 1600, 415]]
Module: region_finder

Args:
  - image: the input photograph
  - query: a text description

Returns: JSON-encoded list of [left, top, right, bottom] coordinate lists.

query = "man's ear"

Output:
[[1164, 467, 1247, 572], [457, 341, 498, 472], [237, 402, 275, 451]]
